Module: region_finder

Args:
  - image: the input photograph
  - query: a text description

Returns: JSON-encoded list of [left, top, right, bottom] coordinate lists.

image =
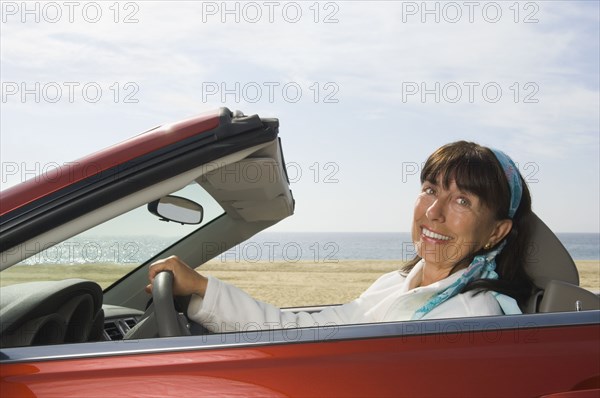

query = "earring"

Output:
[[484, 243, 492, 250]]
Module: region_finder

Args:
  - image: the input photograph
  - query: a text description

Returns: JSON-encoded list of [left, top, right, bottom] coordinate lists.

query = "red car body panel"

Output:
[[0, 111, 220, 217], [1, 324, 599, 397]]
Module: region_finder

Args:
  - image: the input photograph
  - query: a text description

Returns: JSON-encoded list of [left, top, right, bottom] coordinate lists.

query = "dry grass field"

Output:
[[1, 260, 598, 308]]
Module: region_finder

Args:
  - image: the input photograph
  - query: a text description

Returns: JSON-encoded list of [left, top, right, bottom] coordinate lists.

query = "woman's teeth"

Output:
[[422, 227, 451, 241]]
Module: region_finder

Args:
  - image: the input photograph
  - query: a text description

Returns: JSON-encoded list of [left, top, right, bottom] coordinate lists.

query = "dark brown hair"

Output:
[[402, 141, 534, 307]]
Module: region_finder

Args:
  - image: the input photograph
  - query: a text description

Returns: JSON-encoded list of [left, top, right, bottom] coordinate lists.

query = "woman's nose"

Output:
[[426, 199, 445, 222]]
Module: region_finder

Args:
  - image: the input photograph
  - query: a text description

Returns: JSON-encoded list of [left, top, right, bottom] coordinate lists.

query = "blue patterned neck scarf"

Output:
[[411, 148, 523, 319], [412, 243, 506, 319]]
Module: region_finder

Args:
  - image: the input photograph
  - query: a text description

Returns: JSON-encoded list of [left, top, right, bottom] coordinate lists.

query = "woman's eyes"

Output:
[[423, 187, 435, 195], [421, 185, 474, 207], [456, 197, 471, 207]]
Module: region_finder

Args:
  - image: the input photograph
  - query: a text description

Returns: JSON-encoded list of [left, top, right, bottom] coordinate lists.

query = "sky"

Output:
[[1, 1, 599, 233]]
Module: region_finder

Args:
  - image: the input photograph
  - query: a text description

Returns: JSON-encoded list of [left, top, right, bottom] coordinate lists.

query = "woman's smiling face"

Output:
[[411, 177, 504, 271]]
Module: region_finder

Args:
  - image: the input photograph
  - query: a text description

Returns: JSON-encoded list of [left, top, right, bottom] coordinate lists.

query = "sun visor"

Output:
[[203, 158, 285, 202], [198, 138, 295, 222], [231, 195, 294, 222]]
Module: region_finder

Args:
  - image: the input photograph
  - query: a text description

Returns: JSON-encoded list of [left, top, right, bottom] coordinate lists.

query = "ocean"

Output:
[[238, 232, 600, 262], [19, 232, 600, 265]]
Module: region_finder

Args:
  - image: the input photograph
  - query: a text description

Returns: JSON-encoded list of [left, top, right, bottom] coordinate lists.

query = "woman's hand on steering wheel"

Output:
[[146, 255, 208, 297]]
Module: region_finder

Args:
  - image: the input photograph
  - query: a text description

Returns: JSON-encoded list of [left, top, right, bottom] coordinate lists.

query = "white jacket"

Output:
[[188, 260, 502, 332]]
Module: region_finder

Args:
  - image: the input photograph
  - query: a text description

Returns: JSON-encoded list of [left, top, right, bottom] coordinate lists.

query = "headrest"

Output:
[[525, 213, 579, 290]]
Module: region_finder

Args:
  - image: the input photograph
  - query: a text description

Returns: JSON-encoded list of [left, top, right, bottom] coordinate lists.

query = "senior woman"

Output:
[[147, 141, 534, 331]]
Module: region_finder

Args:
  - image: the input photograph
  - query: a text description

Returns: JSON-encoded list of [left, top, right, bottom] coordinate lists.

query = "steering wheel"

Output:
[[152, 271, 189, 337]]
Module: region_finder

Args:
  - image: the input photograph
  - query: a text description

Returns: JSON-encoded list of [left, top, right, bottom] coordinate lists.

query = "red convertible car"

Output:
[[1, 108, 599, 397]]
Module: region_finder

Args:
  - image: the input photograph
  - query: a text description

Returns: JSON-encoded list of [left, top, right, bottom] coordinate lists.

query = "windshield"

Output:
[[0, 183, 224, 289]]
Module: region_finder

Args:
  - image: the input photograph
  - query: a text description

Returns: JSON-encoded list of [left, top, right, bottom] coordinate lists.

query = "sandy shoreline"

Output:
[[199, 259, 599, 307], [1, 260, 598, 308], [573, 260, 600, 293]]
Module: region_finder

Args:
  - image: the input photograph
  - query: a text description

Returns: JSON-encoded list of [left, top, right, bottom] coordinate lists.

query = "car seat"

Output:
[[524, 213, 600, 313]]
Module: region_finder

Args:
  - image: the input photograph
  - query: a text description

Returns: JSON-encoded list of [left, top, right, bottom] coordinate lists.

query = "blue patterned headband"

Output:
[[491, 149, 523, 219]]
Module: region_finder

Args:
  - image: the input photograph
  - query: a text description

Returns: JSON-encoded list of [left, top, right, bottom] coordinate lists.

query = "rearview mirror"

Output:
[[147, 195, 204, 225]]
